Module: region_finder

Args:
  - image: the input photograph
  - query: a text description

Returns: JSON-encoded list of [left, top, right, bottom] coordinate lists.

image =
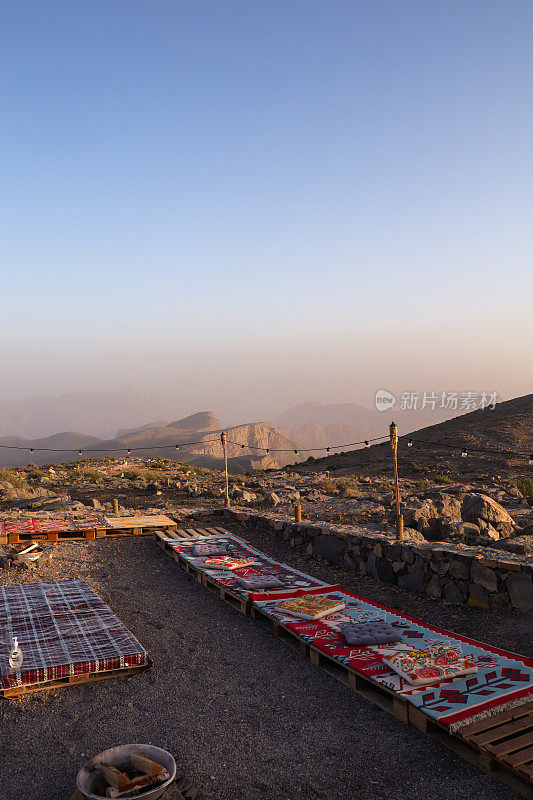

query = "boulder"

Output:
[[263, 492, 281, 507], [461, 494, 514, 536]]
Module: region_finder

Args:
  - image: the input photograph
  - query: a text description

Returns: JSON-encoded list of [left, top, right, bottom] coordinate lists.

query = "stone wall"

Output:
[[221, 508, 533, 613]]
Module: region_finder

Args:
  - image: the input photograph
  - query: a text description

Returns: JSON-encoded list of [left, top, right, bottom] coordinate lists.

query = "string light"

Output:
[[0, 430, 528, 460], [127, 449, 131, 455]]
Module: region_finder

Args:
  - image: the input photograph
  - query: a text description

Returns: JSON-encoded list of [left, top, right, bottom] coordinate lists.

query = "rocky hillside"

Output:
[[292, 395, 533, 481]]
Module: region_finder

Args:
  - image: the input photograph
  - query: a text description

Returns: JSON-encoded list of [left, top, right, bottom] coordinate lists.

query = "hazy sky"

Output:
[[1, 1, 531, 421]]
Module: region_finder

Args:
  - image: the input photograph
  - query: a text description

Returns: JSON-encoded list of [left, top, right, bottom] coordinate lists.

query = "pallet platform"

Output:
[[155, 527, 250, 614], [0, 662, 150, 698], [154, 525, 533, 798], [1, 515, 177, 545]]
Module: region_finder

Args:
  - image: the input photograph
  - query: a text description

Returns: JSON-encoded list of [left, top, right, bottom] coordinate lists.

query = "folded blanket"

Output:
[[382, 643, 477, 686], [339, 621, 401, 646], [277, 594, 345, 620], [236, 575, 285, 590], [203, 556, 256, 571], [192, 543, 228, 556]]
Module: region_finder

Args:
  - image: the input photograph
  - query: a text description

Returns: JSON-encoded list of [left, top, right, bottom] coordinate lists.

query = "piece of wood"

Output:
[[486, 729, 533, 757], [469, 716, 533, 747], [459, 702, 533, 738], [100, 761, 129, 790], [105, 515, 176, 529], [501, 745, 533, 768], [130, 753, 166, 777]]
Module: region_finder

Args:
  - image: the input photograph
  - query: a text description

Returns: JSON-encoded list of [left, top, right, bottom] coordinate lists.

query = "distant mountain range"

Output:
[[0, 411, 301, 470], [1, 394, 528, 471]]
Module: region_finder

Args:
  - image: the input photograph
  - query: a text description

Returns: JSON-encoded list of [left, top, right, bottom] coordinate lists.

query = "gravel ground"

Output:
[[0, 533, 527, 800]]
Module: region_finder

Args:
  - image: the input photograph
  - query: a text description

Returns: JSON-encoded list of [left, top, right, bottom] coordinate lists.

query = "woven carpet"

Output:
[[0, 518, 110, 536], [164, 534, 328, 597], [0, 579, 149, 691], [251, 585, 533, 730]]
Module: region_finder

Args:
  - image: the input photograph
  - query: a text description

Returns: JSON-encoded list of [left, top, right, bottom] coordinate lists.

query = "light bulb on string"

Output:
[[294, 450, 299, 455], [30, 448, 34, 454], [364, 440, 369, 448], [326, 447, 330, 453], [529, 454, 533, 465], [78, 450, 82, 456], [127, 449, 131, 455], [408, 439, 413, 448], [175, 444, 179, 451], [461, 450, 468, 458]]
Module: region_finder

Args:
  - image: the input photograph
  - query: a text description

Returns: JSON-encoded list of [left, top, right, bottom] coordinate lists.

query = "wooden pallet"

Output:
[[154, 526, 533, 797], [0, 661, 150, 699], [155, 527, 250, 614], [2, 515, 177, 545], [457, 701, 533, 785]]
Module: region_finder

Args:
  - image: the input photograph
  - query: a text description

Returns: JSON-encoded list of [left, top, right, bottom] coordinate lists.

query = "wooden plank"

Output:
[[469, 717, 533, 747], [459, 702, 533, 738], [185, 528, 204, 537], [500, 745, 533, 768], [105, 515, 175, 529], [486, 729, 533, 757], [518, 762, 533, 779]]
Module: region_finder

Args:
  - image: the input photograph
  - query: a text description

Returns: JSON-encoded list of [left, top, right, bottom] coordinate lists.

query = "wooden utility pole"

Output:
[[389, 421, 404, 540], [112, 498, 119, 514], [221, 432, 230, 508]]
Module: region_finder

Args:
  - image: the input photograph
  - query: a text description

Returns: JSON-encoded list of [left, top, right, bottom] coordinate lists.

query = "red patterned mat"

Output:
[[251, 585, 533, 731], [0, 517, 110, 536]]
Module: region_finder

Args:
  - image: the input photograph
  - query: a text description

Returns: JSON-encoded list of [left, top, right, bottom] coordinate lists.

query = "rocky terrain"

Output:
[[1, 452, 531, 558]]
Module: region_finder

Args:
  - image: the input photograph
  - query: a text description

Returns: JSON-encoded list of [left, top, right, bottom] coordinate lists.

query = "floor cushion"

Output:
[[339, 621, 401, 646], [192, 543, 228, 556], [236, 575, 285, 590], [277, 594, 346, 620], [382, 643, 477, 686]]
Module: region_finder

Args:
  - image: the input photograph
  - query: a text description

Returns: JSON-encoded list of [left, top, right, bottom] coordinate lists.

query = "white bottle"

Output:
[[9, 637, 23, 671]]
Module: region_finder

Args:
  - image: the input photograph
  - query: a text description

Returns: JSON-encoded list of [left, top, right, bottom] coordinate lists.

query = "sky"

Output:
[[1, 1, 531, 424]]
